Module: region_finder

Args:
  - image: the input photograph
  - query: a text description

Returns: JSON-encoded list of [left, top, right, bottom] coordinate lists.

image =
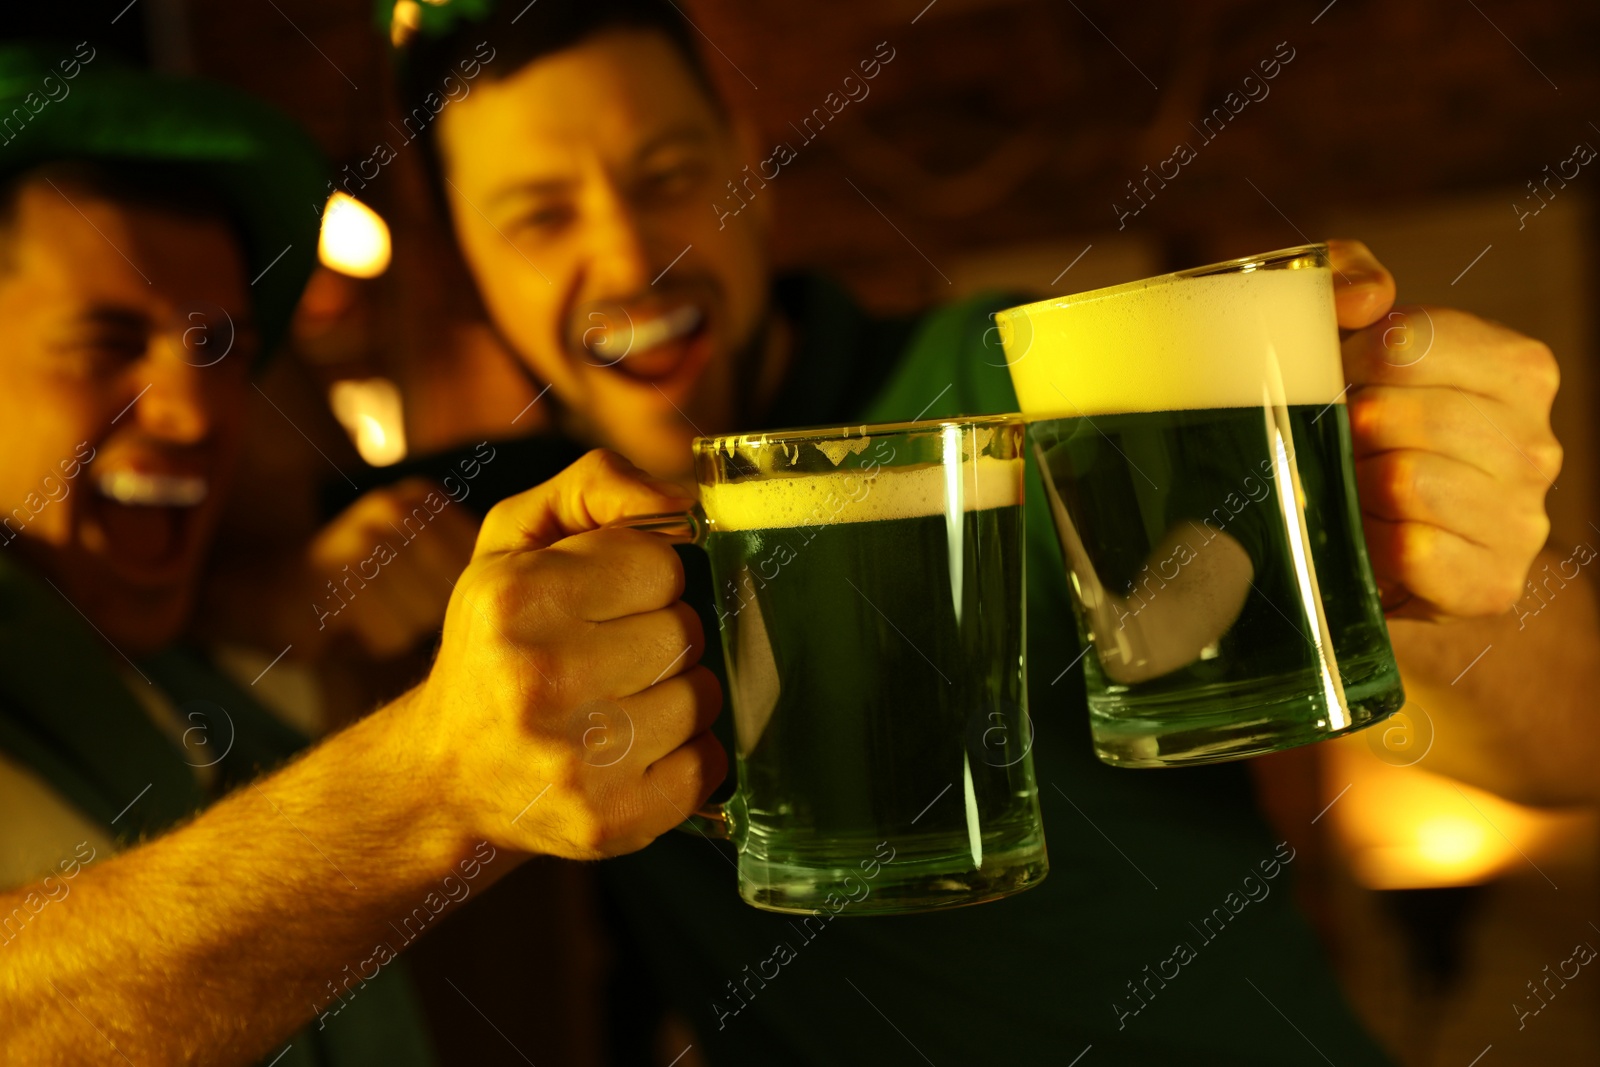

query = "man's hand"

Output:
[[305, 478, 478, 657], [0, 451, 725, 1066], [406, 449, 726, 860], [1331, 239, 1563, 620], [1305, 240, 1600, 807]]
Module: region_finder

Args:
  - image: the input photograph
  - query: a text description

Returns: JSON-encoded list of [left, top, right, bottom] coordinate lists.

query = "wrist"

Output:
[[337, 685, 480, 875]]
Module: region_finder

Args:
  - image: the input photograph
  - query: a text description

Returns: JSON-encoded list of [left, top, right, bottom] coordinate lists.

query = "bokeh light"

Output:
[[318, 192, 392, 279], [329, 377, 407, 467]]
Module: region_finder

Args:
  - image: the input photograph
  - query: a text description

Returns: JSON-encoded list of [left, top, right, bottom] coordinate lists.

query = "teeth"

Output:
[[626, 305, 702, 355], [96, 470, 209, 507]]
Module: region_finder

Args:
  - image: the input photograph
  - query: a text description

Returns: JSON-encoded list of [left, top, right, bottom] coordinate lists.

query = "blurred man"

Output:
[[0, 45, 723, 1066], [394, 1, 1600, 1062]]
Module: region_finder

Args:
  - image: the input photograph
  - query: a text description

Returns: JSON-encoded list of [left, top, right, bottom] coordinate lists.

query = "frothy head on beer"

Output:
[[996, 244, 1346, 418], [697, 440, 1022, 533]]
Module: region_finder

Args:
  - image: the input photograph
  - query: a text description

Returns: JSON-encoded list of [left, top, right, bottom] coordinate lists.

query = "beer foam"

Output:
[[702, 456, 1022, 533], [998, 261, 1346, 417]]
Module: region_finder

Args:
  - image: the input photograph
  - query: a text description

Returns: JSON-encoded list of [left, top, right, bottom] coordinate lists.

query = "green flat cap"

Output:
[[0, 41, 330, 358]]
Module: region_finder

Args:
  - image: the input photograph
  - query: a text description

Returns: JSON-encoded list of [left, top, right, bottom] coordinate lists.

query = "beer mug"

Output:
[[618, 416, 1047, 914], [995, 243, 1405, 767]]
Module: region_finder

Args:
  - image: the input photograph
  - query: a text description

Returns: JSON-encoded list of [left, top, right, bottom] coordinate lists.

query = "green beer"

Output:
[[694, 418, 1047, 914], [1000, 245, 1405, 766]]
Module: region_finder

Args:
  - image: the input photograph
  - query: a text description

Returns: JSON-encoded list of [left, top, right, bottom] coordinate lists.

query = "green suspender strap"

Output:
[[0, 553, 435, 1067]]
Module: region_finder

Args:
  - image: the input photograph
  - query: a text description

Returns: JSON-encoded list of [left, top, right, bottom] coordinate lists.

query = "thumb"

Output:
[[1327, 238, 1396, 330], [475, 449, 695, 556]]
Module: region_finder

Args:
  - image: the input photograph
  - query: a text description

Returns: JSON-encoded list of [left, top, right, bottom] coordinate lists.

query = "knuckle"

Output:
[[577, 447, 632, 482], [1372, 314, 1412, 364], [522, 645, 565, 696], [704, 737, 730, 789], [670, 600, 706, 654], [604, 530, 685, 603], [639, 525, 686, 571], [491, 634, 564, 709], [1382, 303, 1433, 342], [565, 804, 613, 855], [1491, 498, 1547, 559], [476, 567, 528, 631], [1515, 339, 1560, 399], [528, 569, 580, 625], [518, 550, 590, 623], [1487, 570, 1527, 613], [1528, 436, 1564, 482], [483, 497, 514, 532], [1519, 509, 1553, 554], [575, 698, 632, 760], [1382, 454, 1422, 517], [678, 733, 728, 797], [1330, 238, 1384, 277], [1348, 388, 1402, 441], [688, 664, 723, 713], [541, 749, 588, 791], [637, 632, 692, 690], [1391, 521, 1432, 580], [1346, 390, 1378, 433]]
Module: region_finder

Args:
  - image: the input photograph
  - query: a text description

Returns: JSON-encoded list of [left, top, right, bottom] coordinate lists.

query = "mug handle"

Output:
[[680, 805, 732, 840], [605, 506, 732, 842]]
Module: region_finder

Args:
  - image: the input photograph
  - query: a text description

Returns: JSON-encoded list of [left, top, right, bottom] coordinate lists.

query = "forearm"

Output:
[[0, 451, 724, 1064], [1388, 546, 1600, 806], [0, 689, 500, 1065]]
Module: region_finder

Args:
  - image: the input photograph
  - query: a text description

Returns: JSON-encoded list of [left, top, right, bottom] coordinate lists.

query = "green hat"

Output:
[[0, 42, 330, 359]]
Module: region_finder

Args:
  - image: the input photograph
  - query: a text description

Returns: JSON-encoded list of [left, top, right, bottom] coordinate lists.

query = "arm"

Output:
[[1330, 241, 1599, 805], [1386, 549, 1600, 806], [0, 450, 726, 1066], [0, 690, 469, 1067]]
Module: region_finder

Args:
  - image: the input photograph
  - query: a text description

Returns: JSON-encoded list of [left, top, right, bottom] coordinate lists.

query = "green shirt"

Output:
[[600, 275, 1396, 1066], [0, 552, 436, 1067]]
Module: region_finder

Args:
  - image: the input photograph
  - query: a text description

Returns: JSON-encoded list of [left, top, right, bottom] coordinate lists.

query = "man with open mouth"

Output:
[[382, 1, 1599, 1065], [0, 39, 723, 1067]]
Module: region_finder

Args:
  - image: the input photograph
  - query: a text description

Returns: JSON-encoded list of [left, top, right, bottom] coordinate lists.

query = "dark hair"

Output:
[[397, 0, 725, 213]]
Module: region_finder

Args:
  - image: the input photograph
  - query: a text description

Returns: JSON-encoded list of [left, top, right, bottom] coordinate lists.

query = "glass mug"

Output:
[[619, 416, 1048, 915], [995, 243, 1405, 768]]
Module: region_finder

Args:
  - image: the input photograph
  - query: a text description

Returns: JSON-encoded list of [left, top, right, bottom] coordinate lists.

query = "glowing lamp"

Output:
[[329, 377, 407, 467], [318, 193, 392, 279]]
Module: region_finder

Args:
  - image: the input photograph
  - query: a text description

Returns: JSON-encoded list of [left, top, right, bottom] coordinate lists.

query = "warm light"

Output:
[[1325, 723, 1597, 890], [318, 193, 392, 279], [357, 414, 389, 452], [1414, 815, 1488, 868], [329, 378, 407, 467], [390, 0, 422, 47]]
